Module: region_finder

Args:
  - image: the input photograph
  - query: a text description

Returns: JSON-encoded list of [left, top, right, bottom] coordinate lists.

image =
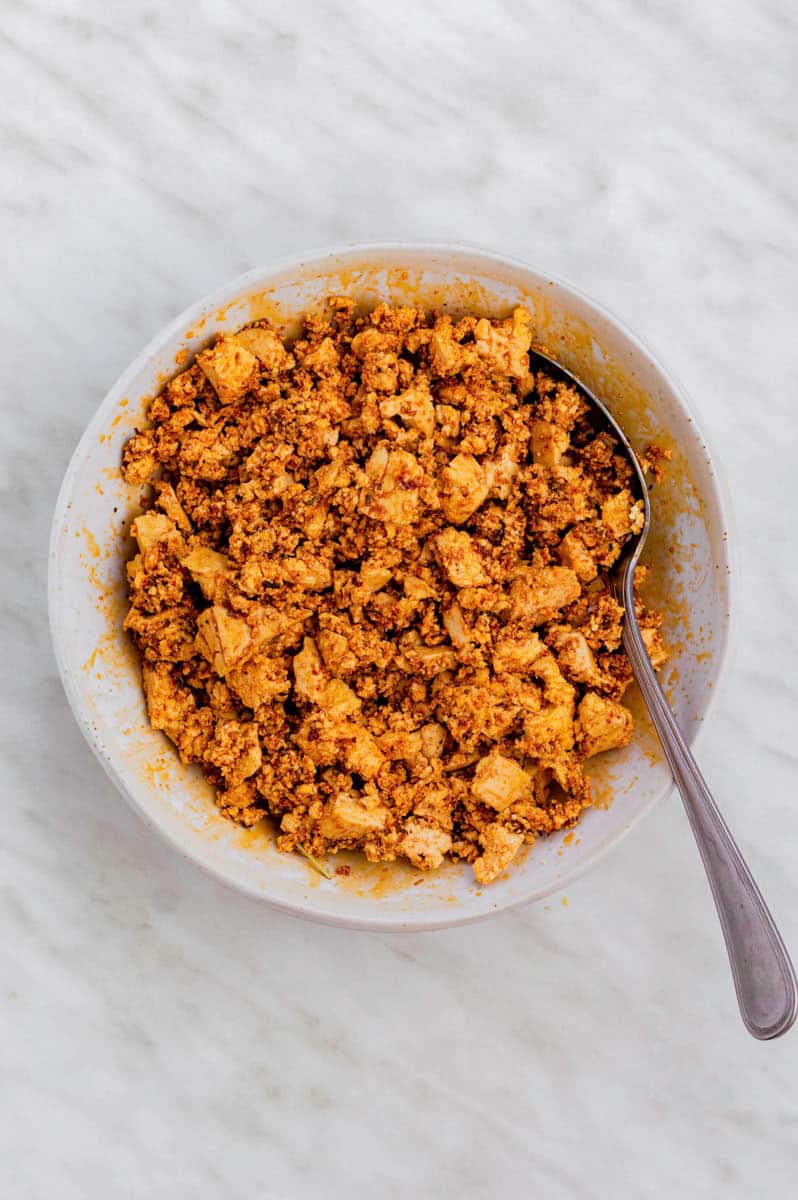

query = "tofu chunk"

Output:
[[156, 483, 191, 531], [341, 723, 386, 780], [227, 653, 290, 709], [360, 444, 424, 525], [180, 545, 230, 601], [302, 336, 340, 375], [492, 627, 545, 675], [230, 324, 290, 374], [439, 453, 491, 524], [132, 512, 175, 553], [142, 662, 194, 745], [473, 824, 524, 884], [429, 317, 469, 376], [320, 792, 390, 841], [641, 624, 668, 670], [195, 606, 252, 676], [400, 821, 452, 870], [380, 380, 435, 437], [197, 338, 259, 404], [510, 566, 580, 624], [531, 652, 576, 706], [399, 638, 458, 677], [442, 602, 470, 649], [547, 628, 602, 686], [576, 692, 634, 757], [319, 678, 362, 717], [474, 307, 531, 378], [558, 528, 599, 582], [281, 556, 333, 591], [292, 637, 327, 703], [205, 719, 262, 786], [522, 703, 575, 756], [602, 489, 639, 538], [435, 528, 490, 588], [471, 752, 533, 812]]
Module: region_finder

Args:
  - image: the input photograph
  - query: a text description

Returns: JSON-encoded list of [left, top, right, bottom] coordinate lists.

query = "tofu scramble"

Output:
[[121, 300, 667, 885]]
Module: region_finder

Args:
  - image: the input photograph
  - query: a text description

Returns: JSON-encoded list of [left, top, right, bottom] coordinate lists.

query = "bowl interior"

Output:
[[49, 245, 731, 929]]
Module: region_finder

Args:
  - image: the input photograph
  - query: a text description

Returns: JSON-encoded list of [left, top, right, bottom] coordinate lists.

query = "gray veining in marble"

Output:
[[2, 1, 797, 1196]]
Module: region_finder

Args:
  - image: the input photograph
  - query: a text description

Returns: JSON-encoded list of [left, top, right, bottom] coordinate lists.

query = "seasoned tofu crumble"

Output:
[[121, 300, 667, 884]]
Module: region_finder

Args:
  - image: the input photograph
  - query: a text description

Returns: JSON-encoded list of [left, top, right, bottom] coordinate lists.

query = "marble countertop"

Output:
[[3, 1, 797, 1196]]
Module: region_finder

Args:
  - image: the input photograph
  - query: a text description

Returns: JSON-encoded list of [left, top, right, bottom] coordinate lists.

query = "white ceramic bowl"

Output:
[[49, 243, 732, 930]]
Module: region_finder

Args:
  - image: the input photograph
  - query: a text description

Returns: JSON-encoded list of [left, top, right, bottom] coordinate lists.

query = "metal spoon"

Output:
[[530, 347, 797, 1040]]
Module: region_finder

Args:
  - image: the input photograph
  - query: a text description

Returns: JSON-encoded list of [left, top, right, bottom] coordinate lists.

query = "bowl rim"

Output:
[[48, 240, 736, 930]]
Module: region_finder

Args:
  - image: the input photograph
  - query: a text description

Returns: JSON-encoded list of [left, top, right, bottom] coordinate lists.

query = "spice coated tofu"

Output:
[[121, 300, 667, 885]]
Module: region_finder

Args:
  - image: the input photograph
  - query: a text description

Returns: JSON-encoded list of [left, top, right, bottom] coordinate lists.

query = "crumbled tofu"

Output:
[[122, 302, 666, 885], [124, 605, 196, 663], [205, 720, 262, 786], [227, 653, 289, 709], [121, 430, 158, 484], [429, 317, 469, 376], [217, 780, 265, 827], [531, 419, 570, 467], [641, 624, 668, 669], [436, 403, 461, 439], [380, 379, 435, 437]]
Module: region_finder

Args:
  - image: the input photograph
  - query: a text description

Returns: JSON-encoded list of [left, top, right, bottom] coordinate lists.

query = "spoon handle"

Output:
[[622, 608, 797, 1039]]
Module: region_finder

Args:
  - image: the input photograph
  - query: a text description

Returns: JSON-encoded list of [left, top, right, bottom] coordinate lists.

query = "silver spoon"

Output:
[[530, 347, 797, 1040]]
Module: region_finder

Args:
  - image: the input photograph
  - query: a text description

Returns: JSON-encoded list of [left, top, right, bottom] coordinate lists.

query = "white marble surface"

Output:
[[2, 1, 797, 1195]]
